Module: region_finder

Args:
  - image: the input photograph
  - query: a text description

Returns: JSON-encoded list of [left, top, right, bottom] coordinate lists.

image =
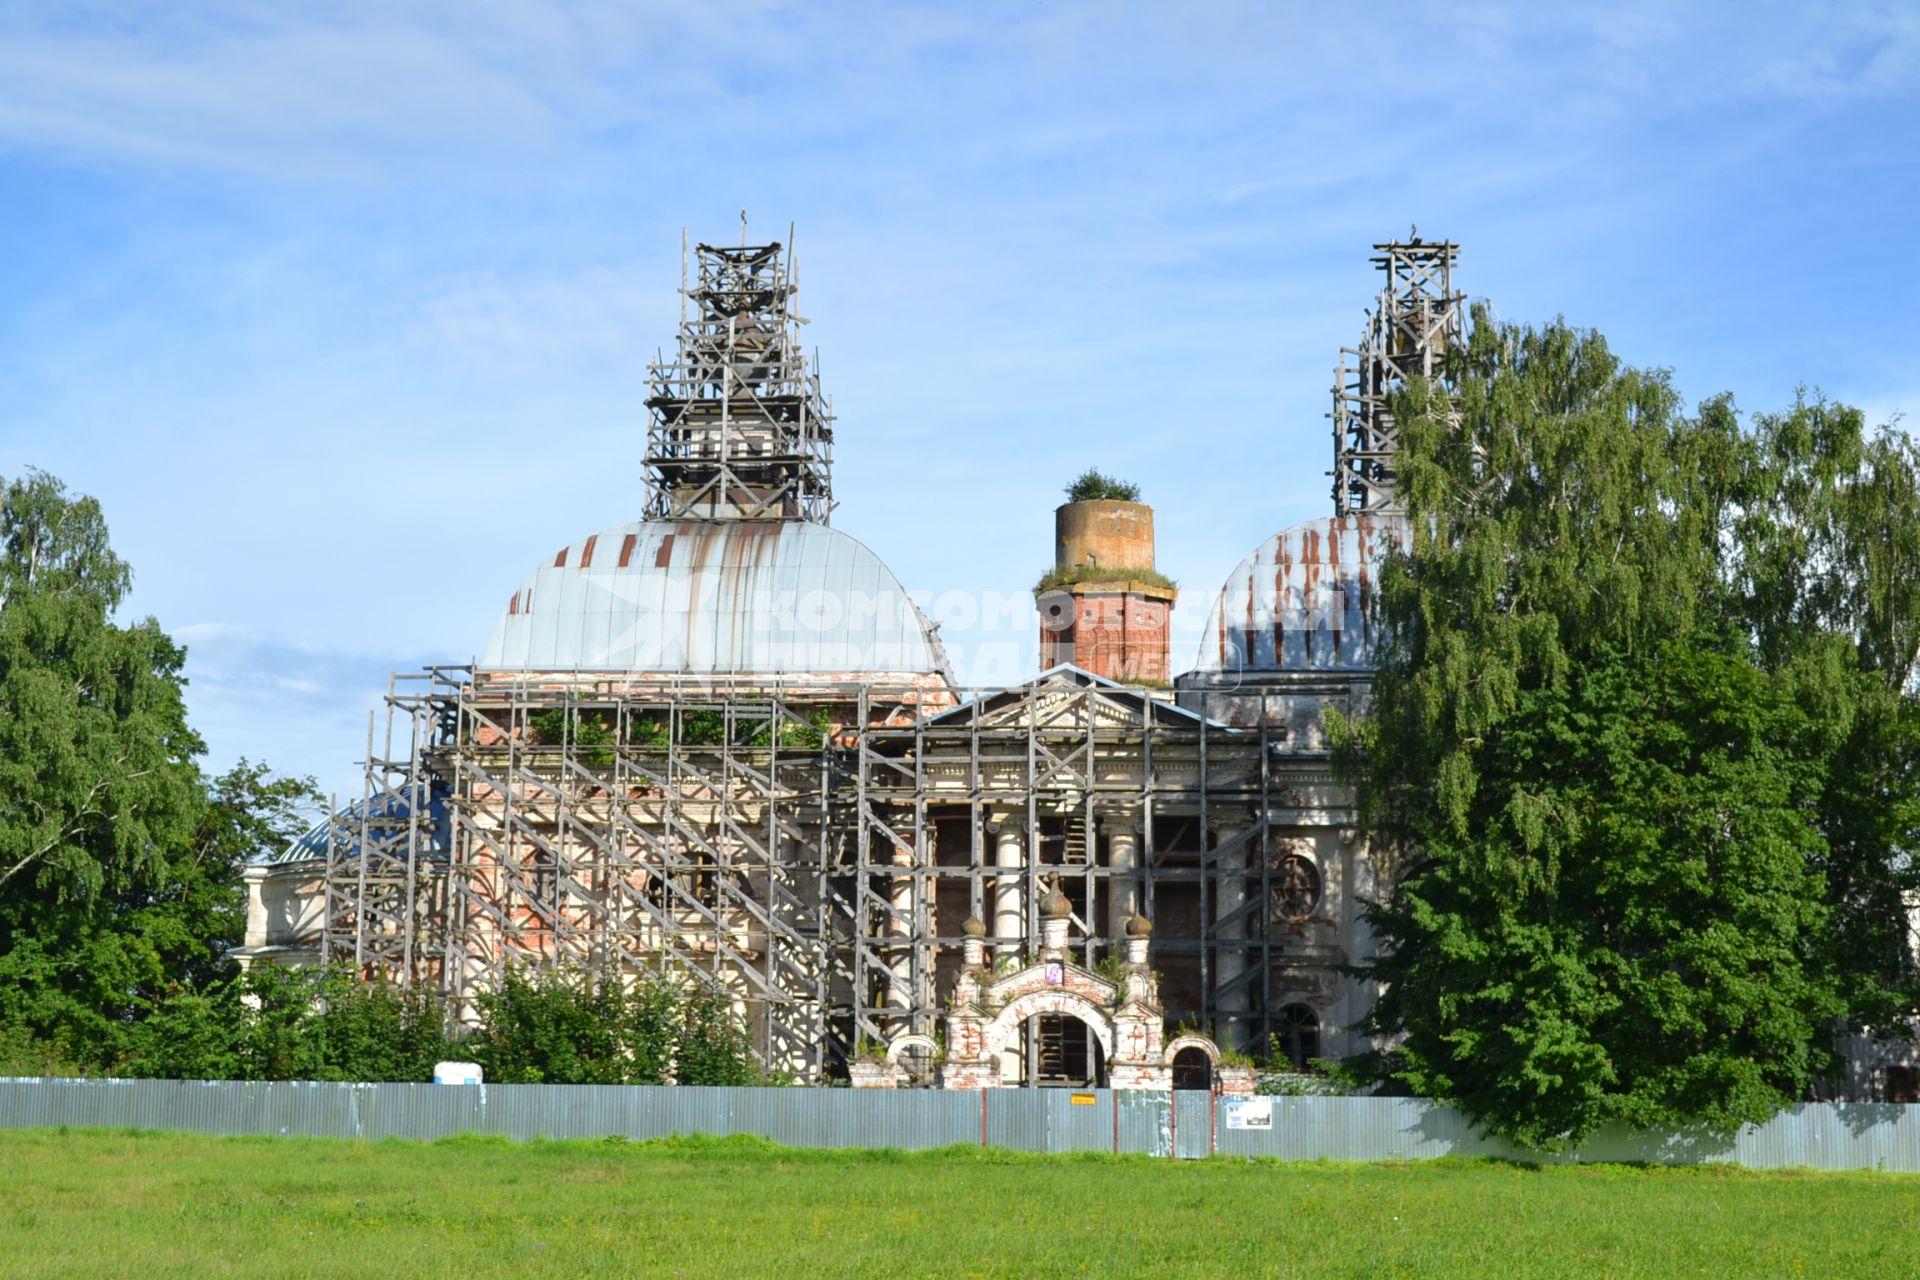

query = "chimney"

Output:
[[1036, 496, 1176, 683]]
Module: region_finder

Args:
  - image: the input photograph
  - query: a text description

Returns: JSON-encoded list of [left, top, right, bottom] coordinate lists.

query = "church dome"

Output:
[[480, 519, 951, 678], [1189, 513, 1404, 674]]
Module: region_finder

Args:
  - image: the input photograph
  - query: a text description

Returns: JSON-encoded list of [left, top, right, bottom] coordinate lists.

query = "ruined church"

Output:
[[237, 231, 1461, 1088]]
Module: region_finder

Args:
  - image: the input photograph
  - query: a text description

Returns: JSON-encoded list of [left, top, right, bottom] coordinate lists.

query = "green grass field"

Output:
[[2, 1130, 1917, 1278]]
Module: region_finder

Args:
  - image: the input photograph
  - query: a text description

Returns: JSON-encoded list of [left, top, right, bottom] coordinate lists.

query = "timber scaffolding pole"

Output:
[[326, 672, 1290, 1079], [323, 666, 463, 989], [438, 674, 906, 1079], [1330, 234, 1465, 516], [642, 231, 835, 525], [847, 681, 1277, 1063]]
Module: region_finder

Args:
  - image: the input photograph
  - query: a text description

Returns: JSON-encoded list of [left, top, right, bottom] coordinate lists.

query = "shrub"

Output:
[[1033, 564, 1176, 594], [122, 966, 453, 1083], [469, 965, 762, 1086], [1063, 469, 1141, 503]]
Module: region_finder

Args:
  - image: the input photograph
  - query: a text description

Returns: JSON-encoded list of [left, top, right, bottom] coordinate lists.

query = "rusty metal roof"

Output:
[[1190, 514, 1405, 674], [479, 519, 951, 677]]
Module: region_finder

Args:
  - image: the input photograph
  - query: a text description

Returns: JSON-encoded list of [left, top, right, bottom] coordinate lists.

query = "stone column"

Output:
[[992, 819, 1026, 961], [1106, 820, 1141, 941], [887, 840, 915, 1018], [1213, 824, 1250, 1038]]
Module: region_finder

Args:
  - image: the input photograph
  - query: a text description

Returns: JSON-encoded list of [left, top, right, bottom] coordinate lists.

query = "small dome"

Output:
[[1125, 913, 1153, 938], [961, 915, 988, 937], [257, 793, 449, 868], [481, 519, 951, 679], [1041, 887, 1073, 919], [1191, 513, 1404, 674]]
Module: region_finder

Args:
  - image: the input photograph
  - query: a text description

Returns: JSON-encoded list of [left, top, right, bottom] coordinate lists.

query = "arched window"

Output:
[[1276, 1003, 1320, 1071]]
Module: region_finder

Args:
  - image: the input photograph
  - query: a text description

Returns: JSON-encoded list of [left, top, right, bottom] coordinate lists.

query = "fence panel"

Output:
[[983, 1088, 1051, 1152], [1042, 1088, 1114, 1153], [1171, 1089, 1213, 1159], [9, 1079, 1920, 1170], [1117, 1089, 1171, 1157]]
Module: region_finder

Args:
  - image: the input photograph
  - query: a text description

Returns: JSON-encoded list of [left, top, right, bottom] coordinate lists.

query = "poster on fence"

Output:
[[1225, 1097, 1272, 1130]]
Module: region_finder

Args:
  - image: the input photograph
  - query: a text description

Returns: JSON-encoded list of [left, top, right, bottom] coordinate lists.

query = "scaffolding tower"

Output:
[[328, 670, 1314, 1079], [321, 669, 458, 983], [1330, 234, 1464, 515], [644, 232, 835, 523]]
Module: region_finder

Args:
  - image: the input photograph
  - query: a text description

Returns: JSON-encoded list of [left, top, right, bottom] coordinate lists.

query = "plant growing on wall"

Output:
[[528, 708, 618, 767], [1064, 469, 1141, 504], [1033, 564, 1176, 594]]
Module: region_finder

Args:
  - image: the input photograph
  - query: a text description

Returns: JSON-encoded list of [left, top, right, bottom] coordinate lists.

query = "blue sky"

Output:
[[1, 1, 1916, 802]]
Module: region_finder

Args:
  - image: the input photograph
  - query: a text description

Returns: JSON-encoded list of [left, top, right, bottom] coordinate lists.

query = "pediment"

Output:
[[921, 665, 1214, 736]]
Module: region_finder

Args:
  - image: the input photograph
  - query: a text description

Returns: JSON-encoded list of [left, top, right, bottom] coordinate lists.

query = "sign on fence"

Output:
[[1224, 1097, 1272, 1129]]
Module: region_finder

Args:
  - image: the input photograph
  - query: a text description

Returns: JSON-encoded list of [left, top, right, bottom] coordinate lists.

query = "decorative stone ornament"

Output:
[[960, 915, 989, 970], [1035, 876, 1075, 962], [868, 907, 1224, 1092]]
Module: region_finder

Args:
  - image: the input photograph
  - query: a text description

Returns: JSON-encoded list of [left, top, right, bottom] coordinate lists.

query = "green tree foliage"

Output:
[[0, 470, 321, 1068], [117, 962, 764, 1085], [124, 966, 452, 1083], [1064, 469, 1141, 503], [468, 966, 762, 1085], [0, 470, 203, 920], [1334, 313, 1920, 1147], [674, 987, 762, 1086], [1733, 400, 1920, 1029]]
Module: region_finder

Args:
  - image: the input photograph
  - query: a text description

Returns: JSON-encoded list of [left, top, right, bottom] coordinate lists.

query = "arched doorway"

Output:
[[974, 988, 1120, 1089], [1170, 1046, 1212, 1091], [1276, 1003, 1320, 1070], [1016, 1012, 1107, 1087]]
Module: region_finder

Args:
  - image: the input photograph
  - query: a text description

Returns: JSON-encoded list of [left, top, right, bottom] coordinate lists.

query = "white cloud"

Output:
[[174, 622, 440, 796], [0, 0, 775, 179], [1749, 4, 1920, 101], [413, 269, 676, 369], [7, 0, 1919, 786]]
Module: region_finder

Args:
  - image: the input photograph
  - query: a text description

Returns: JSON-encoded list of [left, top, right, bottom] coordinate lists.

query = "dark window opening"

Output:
[[1276, 1003, 1320, 1070], [1888, 1065, 1920, 1104], [1171, 1046, 1212, 1091], [1022, 1014, 1105, 1088], [896, 1043, 937, 1087]]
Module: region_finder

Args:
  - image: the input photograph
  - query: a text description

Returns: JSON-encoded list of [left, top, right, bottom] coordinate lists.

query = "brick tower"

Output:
[[1035, 497, 1177, 683]]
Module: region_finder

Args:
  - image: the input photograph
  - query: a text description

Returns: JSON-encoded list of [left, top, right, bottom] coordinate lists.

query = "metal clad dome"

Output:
[[1191, 514, 1404, 674], [480, 519, 950, 677], [256, 792, 450, 867]]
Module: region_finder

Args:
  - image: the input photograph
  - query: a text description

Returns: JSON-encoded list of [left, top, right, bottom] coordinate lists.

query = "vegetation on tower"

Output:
[[1063, 468, 1141, 504]]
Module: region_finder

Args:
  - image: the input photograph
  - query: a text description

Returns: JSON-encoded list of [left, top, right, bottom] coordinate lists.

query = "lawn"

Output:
[[1, 1130, 1916, 1278]]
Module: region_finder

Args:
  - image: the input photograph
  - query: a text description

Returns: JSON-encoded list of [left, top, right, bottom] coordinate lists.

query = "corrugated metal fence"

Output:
[[4, 1079, 1920, 1169]]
